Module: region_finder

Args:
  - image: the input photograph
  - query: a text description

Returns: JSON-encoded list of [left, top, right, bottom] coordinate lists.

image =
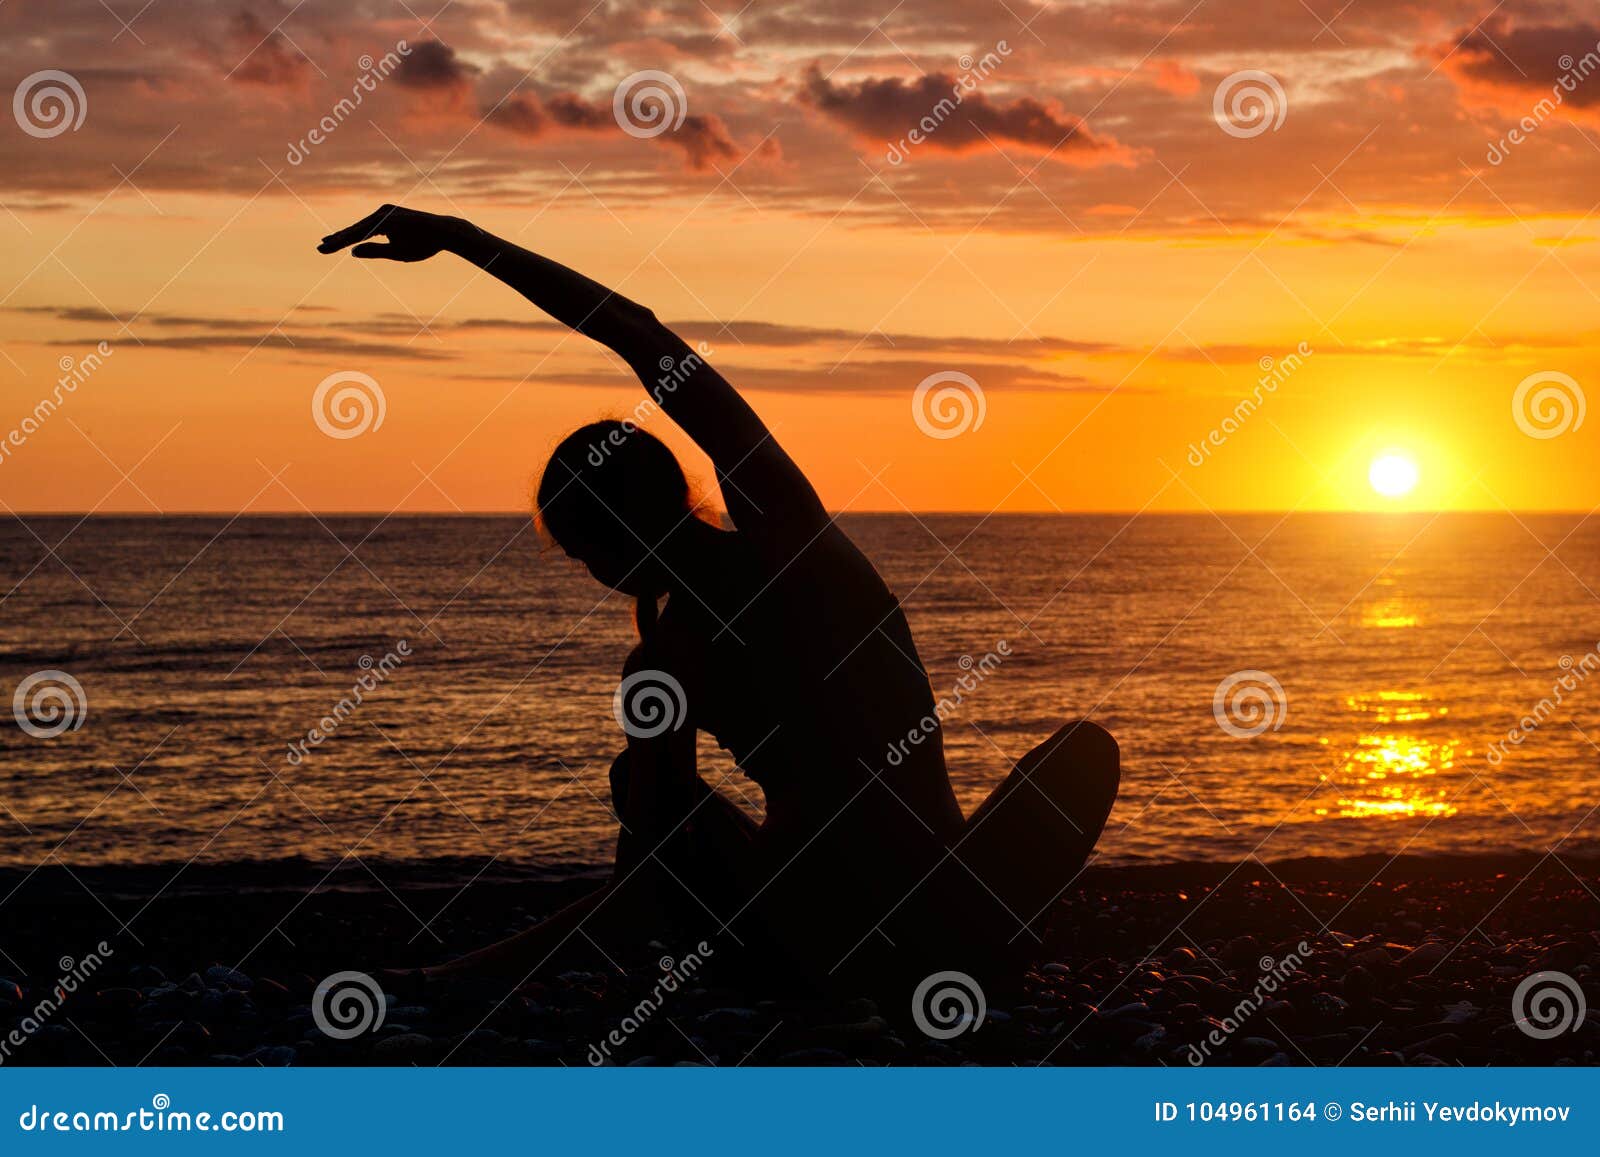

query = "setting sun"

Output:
[[1369, 453, 1421, 499]]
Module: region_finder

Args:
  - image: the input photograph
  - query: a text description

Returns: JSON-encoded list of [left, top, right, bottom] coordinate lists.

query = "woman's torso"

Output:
[[643, 524, 963, 843]]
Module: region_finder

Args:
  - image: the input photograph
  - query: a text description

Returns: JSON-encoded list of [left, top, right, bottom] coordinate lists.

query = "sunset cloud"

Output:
[[485, 90, 746, 170], [226, 8, 315, 90], [392, 40, 479, 94], [1435, 14, 1600, 113], [3, 0, 1597, 227], [800, 67, 1129, 164], [2, 0, 1594, 517]]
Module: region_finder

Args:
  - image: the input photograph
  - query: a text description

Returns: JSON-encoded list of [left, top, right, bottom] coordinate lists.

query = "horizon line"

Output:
[[4, 507, 1595, 518]]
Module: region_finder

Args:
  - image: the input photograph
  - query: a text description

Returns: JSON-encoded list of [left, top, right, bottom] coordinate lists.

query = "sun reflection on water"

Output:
[[1317, 692, 1461, 821], [1362, 600, 1419, 629]]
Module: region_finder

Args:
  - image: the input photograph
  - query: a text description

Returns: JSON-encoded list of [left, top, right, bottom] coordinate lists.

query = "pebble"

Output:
[[1397, 942, 1450, 974], [205, 966, 253, 990], [242, 1045, 296, 1066], [371, 1033, 435, 1063]]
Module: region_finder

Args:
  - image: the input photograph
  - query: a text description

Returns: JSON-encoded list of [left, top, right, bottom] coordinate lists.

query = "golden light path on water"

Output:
[[1318, 690, 1462, 822]]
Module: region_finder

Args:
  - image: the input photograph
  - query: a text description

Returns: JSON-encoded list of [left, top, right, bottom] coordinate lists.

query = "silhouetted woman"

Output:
[[319, 206, 1120, 999]]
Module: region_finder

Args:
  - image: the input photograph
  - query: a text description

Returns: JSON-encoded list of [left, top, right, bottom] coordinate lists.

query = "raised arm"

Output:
[[317, 205, 826, 535]]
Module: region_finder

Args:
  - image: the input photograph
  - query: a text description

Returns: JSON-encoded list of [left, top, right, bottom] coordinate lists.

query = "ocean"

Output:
[[2, 513, 1596, 883]]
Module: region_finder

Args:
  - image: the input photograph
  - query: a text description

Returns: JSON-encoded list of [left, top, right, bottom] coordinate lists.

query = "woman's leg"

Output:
[[879, 719, 1121, 990], [422, 751, 759, 981], [958, 718, 1120, 943]]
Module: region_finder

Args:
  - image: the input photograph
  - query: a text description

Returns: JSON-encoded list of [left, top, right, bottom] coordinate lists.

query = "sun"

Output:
[[1369, 452, 1420, 499]]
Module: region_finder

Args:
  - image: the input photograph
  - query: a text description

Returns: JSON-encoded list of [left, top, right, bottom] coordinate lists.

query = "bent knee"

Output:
[[1049, 719, 1120, 800]]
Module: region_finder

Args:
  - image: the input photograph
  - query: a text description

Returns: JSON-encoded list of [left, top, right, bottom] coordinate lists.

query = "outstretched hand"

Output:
[[316, 204, 468, 262]]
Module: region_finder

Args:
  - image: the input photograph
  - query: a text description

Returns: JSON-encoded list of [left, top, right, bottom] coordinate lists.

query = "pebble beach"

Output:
[[3, 853, 1596, 1067]]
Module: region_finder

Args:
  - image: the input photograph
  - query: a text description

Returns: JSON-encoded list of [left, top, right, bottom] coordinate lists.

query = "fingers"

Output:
[[350, 241, 398, 259], [316, 204, 400, 254]]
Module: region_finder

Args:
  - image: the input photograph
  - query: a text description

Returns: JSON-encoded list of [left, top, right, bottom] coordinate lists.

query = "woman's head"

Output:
[[536, 421, 693, 597]]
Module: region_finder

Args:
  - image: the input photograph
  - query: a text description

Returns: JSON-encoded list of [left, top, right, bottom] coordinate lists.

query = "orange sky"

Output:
[[1, 0, 1596, 514]]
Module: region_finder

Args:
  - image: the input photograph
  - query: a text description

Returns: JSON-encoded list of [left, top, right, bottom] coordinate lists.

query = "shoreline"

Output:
[[3, 847, 1596, 901]]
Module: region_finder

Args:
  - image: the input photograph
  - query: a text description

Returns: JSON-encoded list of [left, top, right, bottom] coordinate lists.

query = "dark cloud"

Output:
[[469, 358, 1119, 395], [486, 90, 745, 170], [801, 67, 1130, 163], [1436, 15, 1600, 110], [42, 331, 454, 361], [227, 8, 314, 89], [393, 40, 478, 92], [14, 306, 302, 331], [338, 312, 1120, 356], [667, 113, 742, 169]]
